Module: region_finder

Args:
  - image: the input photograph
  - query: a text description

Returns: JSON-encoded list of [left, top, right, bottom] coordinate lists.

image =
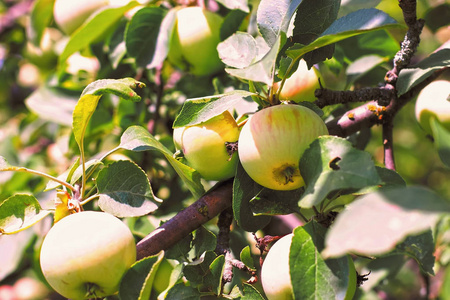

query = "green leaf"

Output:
[[172, 90, 256, 128], [299, 136, 382, 208], [346, 55, 387, 85], [204, 255, 226, 295], [119, 251, 164, 300], [250, 188, 302, 216], [192, 226, 217, 257], [165, 234, 193, 260], [430, 117, 450, 168], [286, 8, 400, 60], [220, 9, 250, 40], [232, 162, 271, 232], [216, 0, 250, 12], [256, 0, 301, 47], [240, 246, 255, 269], [290, 222, 354, 299], [96, 160, 160, 218], [338, 0, 382, 17], [27, 0, 55, 45], [165, 283, 202, 299], [58, 2, 139, 65], [70, 159, 103, 185], [118, 125, 204, 198], [218, 32, 258, 69], [0, 194, 51, 235], [183, 251, 217, 287], [393, 230, 435, 275], [25, 86, 78, 126], [125, 7, 166, 67], [397, 48, 450, 96], [242, 282, 266, 299], [323, 186, 450, 258]]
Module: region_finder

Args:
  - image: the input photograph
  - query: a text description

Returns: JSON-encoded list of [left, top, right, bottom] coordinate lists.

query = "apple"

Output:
[[53, 0, 109, 35], [415, 80, 450, 135], [40, 211, 136, 299], [261, 233, 294, 300], [273, 59, 321, 103], [238, 104, 328, 190], [173, 111, 240, 181], [167, 7, 224, 76]]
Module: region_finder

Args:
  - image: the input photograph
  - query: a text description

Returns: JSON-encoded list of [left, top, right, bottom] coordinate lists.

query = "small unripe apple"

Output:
[[173, 111, 239, 181], [273, 59, 321, 103], [167, 7, 224, 76], [238, 104, 328, 190], [53, 0, 109, 35], [261, 233, 293, 300], [415, 80, 450, 135], [40, 211, 136, 299]]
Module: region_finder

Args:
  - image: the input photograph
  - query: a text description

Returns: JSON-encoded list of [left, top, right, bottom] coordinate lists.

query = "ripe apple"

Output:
[[261, 233, 294, 300], [273, 59, 321, 103], [40, 211, 136, 299], [53, 0, 109, 35], [238, 104, 328, 190], [167, 7, 224, 76], [415, 80, 450, 135], [173, 111, 240, 181]]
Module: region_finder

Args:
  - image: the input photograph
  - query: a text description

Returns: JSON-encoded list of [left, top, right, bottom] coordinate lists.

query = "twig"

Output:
[[382, 118, 396, 170], [315, 87, 393, 108], [215, 207, 234, 284]]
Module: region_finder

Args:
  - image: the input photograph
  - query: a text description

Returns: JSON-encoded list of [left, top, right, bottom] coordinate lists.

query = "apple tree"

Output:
[[0, 0, 449, 299]]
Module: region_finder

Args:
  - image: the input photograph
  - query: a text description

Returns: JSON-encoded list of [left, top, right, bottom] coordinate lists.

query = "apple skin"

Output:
[[53, 0, 109, 35], [40, 211, 136, 299], [415, 80, 450, 135], [273, 59, 321, 103], [167, 7, 224, 76], [238, 104, 328, 191], [173, 111, 240, 181], [261, 233, 294, 300]]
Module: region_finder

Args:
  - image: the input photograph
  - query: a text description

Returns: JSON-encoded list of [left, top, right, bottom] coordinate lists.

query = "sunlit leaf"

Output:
[[218, 32, 258, 69], [430, 117, 450, 168], [27, 0, 55, 45], [0, 194, 51, 234]]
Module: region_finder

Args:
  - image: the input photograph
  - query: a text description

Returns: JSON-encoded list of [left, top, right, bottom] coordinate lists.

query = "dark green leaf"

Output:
[[375, 166, 406, 187], [423, 3, 450, 33], [125, 7, 166, 67], [58, 2, 139, 65], [220, 9, 249, 41], [430, 117, 450, 168], [192, 226, 217, 257], [119, 251, 164, 300], [204, 255, 225, 295], [290, 222, 354, 299], [242, 282, 266, 299], [165, 234, 193, 260], [240, 246, 255, 270], [183, 251, 217, 287], [397, 48, 450, 96], [323, 186, 450, 257], [165, 283, 202, 300], [250, 188, 302, 216], [118, 125, 204, 198], [299, 136, 382, 208], [0, 194, 51, 234], [96, 160, 160, 217], [233, 162, 271, 232], [173, 90, 256, 127]]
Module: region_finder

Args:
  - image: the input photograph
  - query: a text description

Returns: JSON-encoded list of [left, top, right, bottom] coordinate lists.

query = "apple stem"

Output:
[[282, 166, 296, 184], [225, 141, 238, 161]]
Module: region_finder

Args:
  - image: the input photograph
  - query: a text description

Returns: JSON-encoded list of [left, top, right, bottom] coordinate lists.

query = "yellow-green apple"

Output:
[[273, 59, 321, 103], [415, 80, 450, 134], [173, 111, 240, 181], [40, 211, 136, 299], [238, 104, 328, 190], [53, 0, 109, 35], [167, 6, 224, 76]]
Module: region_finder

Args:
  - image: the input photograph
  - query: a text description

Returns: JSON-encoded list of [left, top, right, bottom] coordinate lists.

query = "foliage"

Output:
[[0, 0, 449, 299]]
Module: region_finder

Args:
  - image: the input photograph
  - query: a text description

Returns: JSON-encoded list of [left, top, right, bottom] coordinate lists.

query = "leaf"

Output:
[[192, 226, 217, 257], [125, 7, 167, 68], [220, 9, 250, 40], [286, 8, 400, 61], [397, 48, 450, 96], [96, 160, 160, 217], [240, 246, 255, 269], [25, 86, 78, 126], [58, 2, 139, 65], [183, 251, 217, 287], [256, 0, 301, 47], [172, 90, 256, 128], [250, 188, 302, 216], [165, 283, 202, 299], [119, 251, 164, 300], [165, 234, 193, 260], [70, 159, 103, 185], [430, 117, 450, 168], [346, 55, 387, 85], [0, 194, 51, 235], [338, 0, 381, 17], [323, 186, 450, 258], [118, 125, 204, 198], [290, 222, 354, 299], [226, 34, 285, 85], [218, 32, 258, 69], [27, 0, 55, 45], [204, 255, 226, 295], [216, 0, 250, 12], [232, 162, 271, 232], [242, 282, 266, 299], [0, 228, 35, 280], [299, 136, 382, 208]]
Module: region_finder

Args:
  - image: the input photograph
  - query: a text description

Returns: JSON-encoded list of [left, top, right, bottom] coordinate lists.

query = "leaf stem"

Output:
[[79, 194, 100, 206], [6, 167, 76, 192]]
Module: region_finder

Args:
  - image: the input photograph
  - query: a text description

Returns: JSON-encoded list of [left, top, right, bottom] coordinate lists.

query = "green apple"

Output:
[[238, 104, 328, 190], [273, 59, 321, 103], [261, 233, 294, 300], [53, 0, 109, 35], [415, 80, 450, 135], [40, 211, 136, 299], [173, 111, 240, 181], [167, 6, 224, 76]]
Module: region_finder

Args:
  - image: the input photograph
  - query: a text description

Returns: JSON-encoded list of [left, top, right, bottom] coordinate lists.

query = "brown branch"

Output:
[[315, 87, 393, 108], [382, 118, 396, 170], [136, 180, 233, 260]]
